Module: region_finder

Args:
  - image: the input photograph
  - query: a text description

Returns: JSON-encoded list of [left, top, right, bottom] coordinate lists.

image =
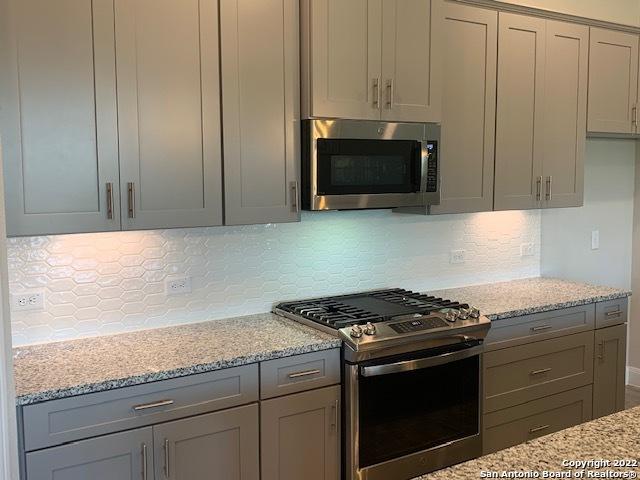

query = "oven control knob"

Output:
[[469, 307, 481, 319], [350, 325, 364, 338], [444, 311, 457, 323], [364, 322, 376, 336], [458, 308, 470, 320]]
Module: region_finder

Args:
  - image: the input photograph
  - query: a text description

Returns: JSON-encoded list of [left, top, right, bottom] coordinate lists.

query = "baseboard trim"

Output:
[[627, 366, 640, 387]]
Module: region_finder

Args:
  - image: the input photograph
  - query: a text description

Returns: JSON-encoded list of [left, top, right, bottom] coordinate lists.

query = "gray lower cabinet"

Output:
[[260, 386, 340, 480], [25, 427, 153, 480], [593, 323, 627, 419], [153, 404, 259, 480], [482, 299, 628, 455], [484, 385, 592, 455]]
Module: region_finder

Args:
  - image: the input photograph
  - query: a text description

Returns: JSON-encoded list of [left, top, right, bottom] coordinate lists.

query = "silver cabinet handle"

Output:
[[106, 182, 114, 220], [372, 77, 380, 109], [290, 181, 299, 213], [633, 105, 638, 126], [142, 443, 148, 480], [546, 176, 552, 201], [164, 438, 170, 478], [385, 79, 393, 109], [536, 176, 542, 201], [331, 399, 339, 430], [531, 324, 552, 332], [605, 310, 623, 317], [529, 424, 550, 434], [127, 182, 136, 219], [530, 367, 552, 376], [288, 369, 320, 379], [597, 340, 605, 360], [133, 399, 174, 411]]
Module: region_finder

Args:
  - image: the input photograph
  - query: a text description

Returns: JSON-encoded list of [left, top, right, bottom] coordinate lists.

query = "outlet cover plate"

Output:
[[450, 250, 466, 264], [165, 276, 192, 296], [520, 243, 535, 257], [11, 291, 45, 312]]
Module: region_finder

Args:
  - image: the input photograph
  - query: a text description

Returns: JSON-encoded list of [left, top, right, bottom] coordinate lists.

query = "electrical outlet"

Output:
[[591, 230, 600, 250], [11, 291, 45, 312], [165, 276, 192, 296], [450, 250, 465, 264], [520, 243, 535, 257]]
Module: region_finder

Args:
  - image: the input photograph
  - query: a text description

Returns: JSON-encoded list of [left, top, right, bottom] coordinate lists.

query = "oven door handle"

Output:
[[360, 344, 484, 377]]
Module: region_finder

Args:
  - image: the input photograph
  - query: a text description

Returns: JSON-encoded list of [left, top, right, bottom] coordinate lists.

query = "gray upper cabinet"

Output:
[[261, 385, 340, 480], [0, 0, 120, 236], [380, 0, 442, 123], [25, 427, 153, 480], [587, 28, 639, 135], [221, 0, 300, 225], [593, 323, 627, 419], [302, 0, 441, 123], [494, 13, 545, 211], [301, 0, 382, 120], [541, 20, 587, 208], [115, 0, 223, 230], [430, 2, 496, 214], [153, 404, 259, 480], [495, 14, 587, 211]]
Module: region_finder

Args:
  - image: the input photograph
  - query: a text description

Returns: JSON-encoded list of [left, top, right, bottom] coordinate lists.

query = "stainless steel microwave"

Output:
[[301, 119, 441, 211]]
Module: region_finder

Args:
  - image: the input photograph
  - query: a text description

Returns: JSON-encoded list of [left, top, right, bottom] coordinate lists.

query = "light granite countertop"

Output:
[[416, 406, 640, 479], [12, 313, 340, 406], [429, 277, 631, 320], [13, 277, 631, 406]]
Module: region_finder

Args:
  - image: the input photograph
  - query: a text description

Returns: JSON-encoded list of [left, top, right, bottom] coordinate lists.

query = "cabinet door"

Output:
[[0, 0, 120, 236], [26, 427, 152, 480], [261, 386, 340, 480], [430, 2, 496, 214], [593, 324, 627, 419], [541, 21, 588, 208], [115, 0, 223, 230], [221, 0, 300, 225], [154, 404, 259, 480], [307, 0, 382, 120], [587, 28, 639, 134], [494, 13, 545, 211], [380, 0, 442, 122]]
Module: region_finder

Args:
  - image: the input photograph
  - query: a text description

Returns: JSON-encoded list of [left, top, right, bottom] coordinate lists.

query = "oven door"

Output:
[[345, 341, 483, 480], [302, 120, 440, 210]]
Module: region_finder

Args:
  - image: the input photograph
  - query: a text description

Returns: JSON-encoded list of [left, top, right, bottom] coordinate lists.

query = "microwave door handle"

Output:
[[360, 343, 484, 377]]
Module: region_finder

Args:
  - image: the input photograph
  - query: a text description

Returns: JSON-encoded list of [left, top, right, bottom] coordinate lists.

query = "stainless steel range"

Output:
[[274, 288, 491, 480]]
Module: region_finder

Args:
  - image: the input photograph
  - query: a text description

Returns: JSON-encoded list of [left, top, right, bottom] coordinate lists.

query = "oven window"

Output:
[[358, 353, 479, 468], [316, 139, 421, 195]]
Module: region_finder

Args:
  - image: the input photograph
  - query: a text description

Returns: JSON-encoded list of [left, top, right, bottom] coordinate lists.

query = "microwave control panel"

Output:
[[425, 141, 438, 193]]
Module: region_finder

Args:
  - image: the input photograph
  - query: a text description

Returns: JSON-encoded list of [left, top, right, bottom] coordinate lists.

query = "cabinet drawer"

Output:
[[483, 385, 592, 454], [595, 298, 628, 329], [260, 349, 340, 399], [484, 331, 594, 413], [23, 364, 258, 452], [485, 304, 595, 351]]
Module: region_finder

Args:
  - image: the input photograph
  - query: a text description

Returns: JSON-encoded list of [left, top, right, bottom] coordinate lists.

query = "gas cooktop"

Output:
[[274, 288, 491, 360]]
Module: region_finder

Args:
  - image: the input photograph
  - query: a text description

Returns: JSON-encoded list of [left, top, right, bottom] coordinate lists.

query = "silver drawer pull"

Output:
[[142, 443, 148, 480], [529, 424, 550, 434], [530, 368, 552, 376], [530, 324, 552, 332], [288, 369, 321, 379], [605, 310, 623, 317], [133, 399, 174, 411]]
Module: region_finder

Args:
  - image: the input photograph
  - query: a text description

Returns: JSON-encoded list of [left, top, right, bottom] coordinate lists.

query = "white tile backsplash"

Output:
[[7, 210, 541, 345]]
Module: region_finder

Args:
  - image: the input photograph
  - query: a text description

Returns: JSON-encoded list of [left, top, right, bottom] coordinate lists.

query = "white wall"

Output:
[[7, 210, 540, 345], [495, 0, 640, 26], [541, 139, 635, 290]]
